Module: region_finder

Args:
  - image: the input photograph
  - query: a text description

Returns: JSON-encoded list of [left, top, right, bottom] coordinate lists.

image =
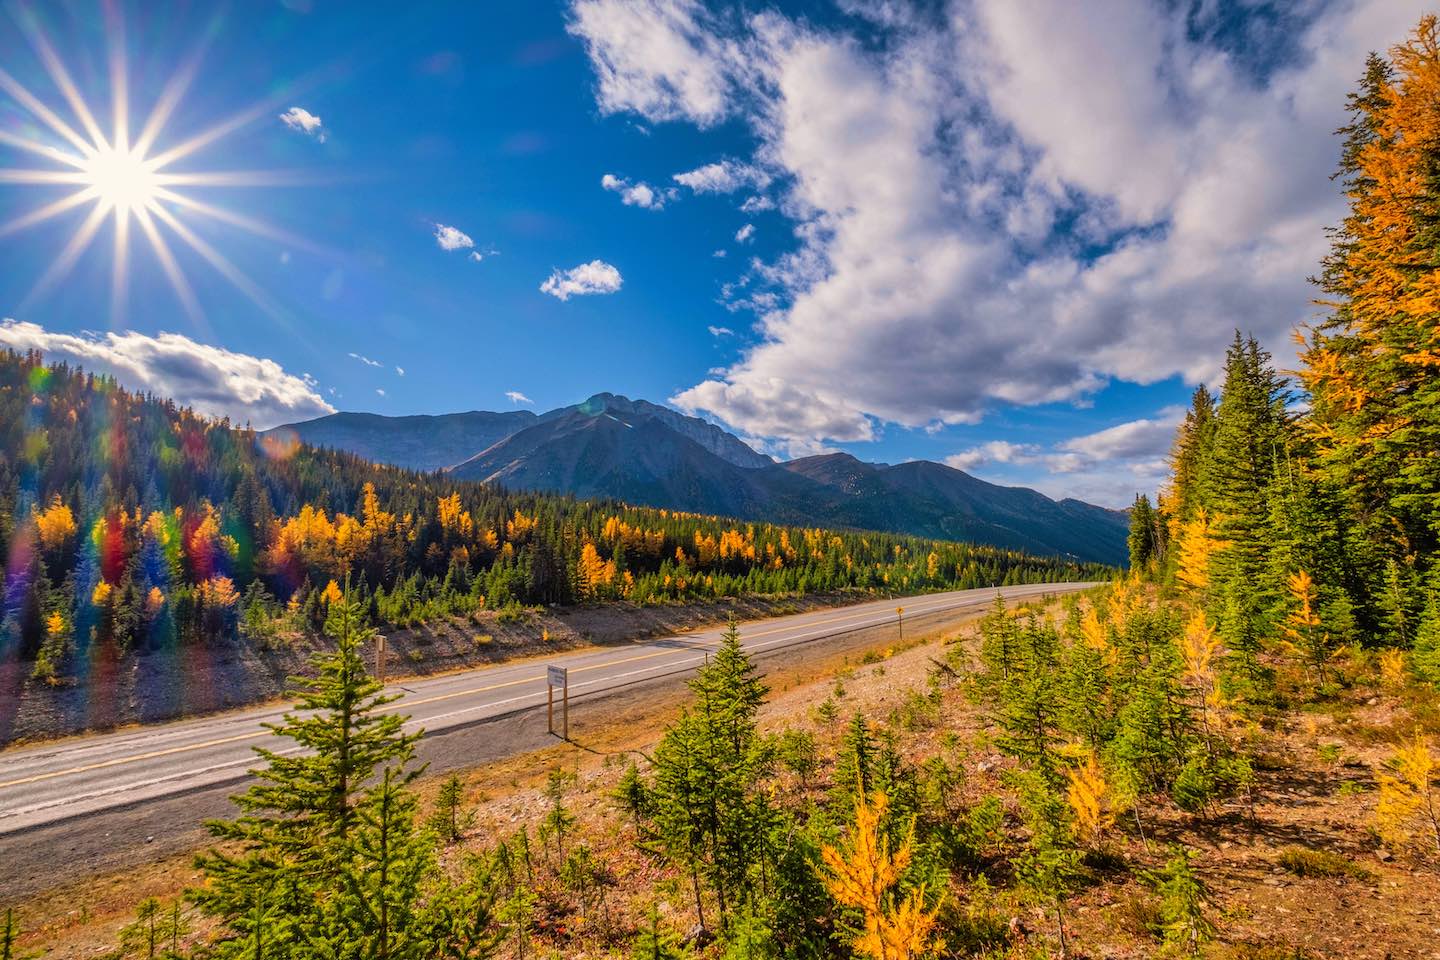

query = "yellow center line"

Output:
[[0, 731, 267, 790], [0, 590, 1007, 793]]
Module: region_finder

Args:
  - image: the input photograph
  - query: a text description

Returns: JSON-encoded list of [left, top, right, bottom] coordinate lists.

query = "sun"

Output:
[[0, 6, 310, 320], [82, 144, 161, 214]]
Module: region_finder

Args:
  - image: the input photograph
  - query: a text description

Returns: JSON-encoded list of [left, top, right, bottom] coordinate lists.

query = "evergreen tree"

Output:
[[649, 619, 773, 933], [191, 590, 435, 958], [427, 773, 473, 845], [1127, 494, 1158, 573], [1204, 332, 1291, 617], [630, 905, 694, 960]]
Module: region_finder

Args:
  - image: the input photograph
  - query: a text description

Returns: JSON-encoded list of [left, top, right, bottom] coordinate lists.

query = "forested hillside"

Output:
[[278, 394, 1132, 564], [0, 351, 1104, 687]]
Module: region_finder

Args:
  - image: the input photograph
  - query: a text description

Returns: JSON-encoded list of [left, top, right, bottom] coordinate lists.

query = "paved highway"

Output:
[[0, 583, 1091, 838]]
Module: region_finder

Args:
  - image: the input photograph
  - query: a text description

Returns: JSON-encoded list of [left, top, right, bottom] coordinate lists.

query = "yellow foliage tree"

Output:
[[1066, 753, 1114, 849], [577, 542, 616, 599], [1174, 508, 1222, 591], [199, 576, 240, 609], [1282, 570, 1333, 687], [1078, 604, 1109, 652], [1180, 609, 1228, 747], [92, 580, 113, 606], [321, 579, 344, 605], [820, 792, 939, 960], [35, 495, 76, 552], [1374, 735, 1439, 853]]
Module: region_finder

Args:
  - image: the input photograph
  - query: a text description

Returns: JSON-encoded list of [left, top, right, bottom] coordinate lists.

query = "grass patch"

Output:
[[1276, 846, 1371, 880]]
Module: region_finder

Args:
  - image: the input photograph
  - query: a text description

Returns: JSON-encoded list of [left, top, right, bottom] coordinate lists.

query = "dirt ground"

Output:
[[9, 597, 1440, 959]]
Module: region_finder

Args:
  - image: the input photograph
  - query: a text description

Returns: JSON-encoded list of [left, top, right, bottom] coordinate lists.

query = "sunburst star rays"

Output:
[[0, 3, 315, 322]]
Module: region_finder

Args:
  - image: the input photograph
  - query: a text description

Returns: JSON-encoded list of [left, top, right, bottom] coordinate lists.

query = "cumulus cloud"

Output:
[[566, 0, 737, 126], [376, 388, 386, 397], [396, 366, 405, 376], [433, 223, 474, 252], [740, 195, 774, 213], [279, 106, 327, 142], [673, 159, 770, 194], [708, 325, 734, 336], [601, 173, 677, 209], [349, 352, 382, 368], [734, 223, 755, 243], [570, 0, 1417, 477], [539, 260, 624, 300], [0, 320, 334, 428], [505, 390, 534, 405], [946, 409, 1182, 505]]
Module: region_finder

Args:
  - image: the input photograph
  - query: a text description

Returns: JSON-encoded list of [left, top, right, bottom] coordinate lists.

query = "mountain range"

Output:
[[269, 393, 1129, 564]]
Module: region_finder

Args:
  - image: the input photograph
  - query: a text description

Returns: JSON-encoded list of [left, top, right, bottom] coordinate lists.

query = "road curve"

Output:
[[0, 583, 1092, 837]]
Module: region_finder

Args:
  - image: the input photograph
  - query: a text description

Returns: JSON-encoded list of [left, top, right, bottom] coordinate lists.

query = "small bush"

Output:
[[1276, 846, 1371, 880]]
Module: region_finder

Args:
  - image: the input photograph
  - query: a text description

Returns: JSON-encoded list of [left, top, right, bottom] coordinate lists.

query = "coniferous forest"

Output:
[[8, 14, 1440, 960], [0, 348, 1103, 688]]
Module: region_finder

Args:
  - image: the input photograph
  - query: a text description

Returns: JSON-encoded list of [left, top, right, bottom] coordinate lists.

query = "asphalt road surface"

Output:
[[0, 582, 1092, 889]]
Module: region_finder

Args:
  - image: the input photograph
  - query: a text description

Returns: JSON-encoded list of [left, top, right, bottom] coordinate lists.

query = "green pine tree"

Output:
[[191, 589, 424, 958]]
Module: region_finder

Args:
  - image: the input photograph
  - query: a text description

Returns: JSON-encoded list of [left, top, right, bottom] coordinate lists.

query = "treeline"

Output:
[[0, 350, 1104, 681], [1124, 17, 1440, 687]]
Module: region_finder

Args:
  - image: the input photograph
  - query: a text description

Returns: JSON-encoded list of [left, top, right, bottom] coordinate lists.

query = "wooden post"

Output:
[[562, 671, 569, 740], [896, 606, 904, 644], [375, 635, 386, 683]]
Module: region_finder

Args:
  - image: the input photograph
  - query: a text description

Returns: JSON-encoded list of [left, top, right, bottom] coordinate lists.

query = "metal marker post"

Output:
[[896, 607, 904, 644], [547, 665, 569, 739], [375, 635, 386, 683]]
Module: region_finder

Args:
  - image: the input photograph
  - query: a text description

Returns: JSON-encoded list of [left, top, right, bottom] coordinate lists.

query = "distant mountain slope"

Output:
[[266, 410, 537, 472], [276, 395, 1130, 564], [452, 407, 814, 519], [784, 454, 1129, 563]]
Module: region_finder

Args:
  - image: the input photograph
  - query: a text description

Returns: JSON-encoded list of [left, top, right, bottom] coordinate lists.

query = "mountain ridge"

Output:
[[269, 394, 1129, 563]]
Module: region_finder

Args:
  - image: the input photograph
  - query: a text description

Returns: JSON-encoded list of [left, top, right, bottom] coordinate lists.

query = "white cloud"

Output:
[[734, 223, 755, 243], [713, 248, 728, 258], [540, 260, 624, 300], [945, 409, 1182, 505], [566, 0, 737, 126], [505, 390, 534, 405], [740, 195, 774, 213], [601, 173, 677, 209], [433, 223, 474, 252], [708, 325, 734, 336], [569, 0, 1418, 463], [0, 320, 334, 428], [376, 388, 386, 397], [673, 160, 770, 194], [396, 366, 405, 376], [279, 106, 327, 142], [349, 352, 382, 368]]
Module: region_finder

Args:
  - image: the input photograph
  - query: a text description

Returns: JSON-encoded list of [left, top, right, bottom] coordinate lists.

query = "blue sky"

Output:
[[0, 0, 1422, 506]]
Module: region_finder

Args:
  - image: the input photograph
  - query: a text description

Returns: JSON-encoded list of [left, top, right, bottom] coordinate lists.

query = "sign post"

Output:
[[375, 635, 387, 684], [546, 665, 569, 739], [896, 607, 904, 644]]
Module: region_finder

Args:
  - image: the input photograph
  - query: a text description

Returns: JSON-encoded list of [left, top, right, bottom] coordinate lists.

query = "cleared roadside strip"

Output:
[[0, 583, 1090, 831]]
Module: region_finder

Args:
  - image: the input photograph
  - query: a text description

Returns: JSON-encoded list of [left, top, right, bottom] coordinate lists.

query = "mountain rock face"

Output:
[[266, 410, 537, 473], [271, 394, 1130, 563]]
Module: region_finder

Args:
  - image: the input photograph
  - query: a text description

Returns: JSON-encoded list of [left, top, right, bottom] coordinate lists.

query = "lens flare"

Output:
[[0, 4, 313, 321]]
